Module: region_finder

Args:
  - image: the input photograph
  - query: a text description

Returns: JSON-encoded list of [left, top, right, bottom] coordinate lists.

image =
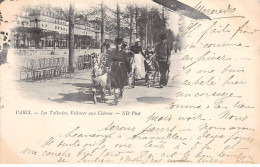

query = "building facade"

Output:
[[10, 6, 102, 50]]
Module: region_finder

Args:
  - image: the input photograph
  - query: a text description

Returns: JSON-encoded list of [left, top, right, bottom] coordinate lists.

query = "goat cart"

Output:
[[128, 51, 161, 88], [144, 55, 160, 88]]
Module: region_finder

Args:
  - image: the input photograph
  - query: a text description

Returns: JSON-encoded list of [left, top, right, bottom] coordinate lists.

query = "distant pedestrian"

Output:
[[0, 43, 9, 65]]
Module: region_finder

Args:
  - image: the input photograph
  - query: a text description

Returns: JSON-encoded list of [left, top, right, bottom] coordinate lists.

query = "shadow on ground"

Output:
[[136, 96, 172, 104], [63, 82, 93, 88], [51, 82, 110, 104], [51, 91, 112, 104], [52, 82, 173, 105], [51, 92, 94, 103]]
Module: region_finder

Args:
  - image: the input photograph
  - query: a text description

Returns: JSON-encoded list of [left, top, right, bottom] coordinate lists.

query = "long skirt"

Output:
[[110, 61, 128, 89], [134, 54, 145, 79]]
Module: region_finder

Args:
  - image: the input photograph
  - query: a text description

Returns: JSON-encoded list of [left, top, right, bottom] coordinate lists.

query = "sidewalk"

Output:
[[16, 69, 180, 108], [15, 52, 183, 108]]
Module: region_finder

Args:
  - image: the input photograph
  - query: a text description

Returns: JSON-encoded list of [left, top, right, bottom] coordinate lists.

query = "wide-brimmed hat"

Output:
[[135, 38, 140, 43], [115, 38, 123, 45], [160, 33, 167, 40]]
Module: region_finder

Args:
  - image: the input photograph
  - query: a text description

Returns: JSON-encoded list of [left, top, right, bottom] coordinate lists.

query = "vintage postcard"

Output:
[[0, 0, 259, 164]]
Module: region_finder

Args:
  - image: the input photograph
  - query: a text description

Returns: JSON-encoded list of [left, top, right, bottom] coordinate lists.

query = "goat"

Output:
[[91, 60, 111, 104]]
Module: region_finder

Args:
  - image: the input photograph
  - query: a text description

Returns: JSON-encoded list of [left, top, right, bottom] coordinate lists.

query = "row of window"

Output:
[[33, 18, 97, 31], [41, 11, 55, 19], [55, 26, 67, 31], [42, 24, 47, 28], [54, 19, 67, 25], [12, 30, 94, 38], [17, 16, 99, 31], [16, 20, 29, 26]]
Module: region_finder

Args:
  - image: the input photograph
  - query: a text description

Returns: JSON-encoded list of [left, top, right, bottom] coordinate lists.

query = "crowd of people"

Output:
[[98, 33, 173, 104]]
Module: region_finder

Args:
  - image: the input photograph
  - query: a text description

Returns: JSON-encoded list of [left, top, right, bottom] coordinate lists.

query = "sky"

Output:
[[168, 11, 181, 34]]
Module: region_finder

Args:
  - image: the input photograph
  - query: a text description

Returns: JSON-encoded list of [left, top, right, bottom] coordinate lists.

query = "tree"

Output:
[[137, 7, 147, 47], [129, 6, 134, 46], [135, 7, 168, 48], [101, 1, 105, 53], [116, 2, 120, 51], [68, 3, 75, 73], [135, 6, 139, 39], [150, 8, 167, 45], [120, 5, 134, 46]]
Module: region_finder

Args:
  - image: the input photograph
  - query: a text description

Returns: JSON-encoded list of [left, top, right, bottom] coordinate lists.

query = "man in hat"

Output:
[[130, 38, 145, 80], [155, 33, 173, 88]]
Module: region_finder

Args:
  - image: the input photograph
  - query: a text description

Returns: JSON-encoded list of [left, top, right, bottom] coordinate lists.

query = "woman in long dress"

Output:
[[109, 40, 129, 104], [130, 38, 145, 80]]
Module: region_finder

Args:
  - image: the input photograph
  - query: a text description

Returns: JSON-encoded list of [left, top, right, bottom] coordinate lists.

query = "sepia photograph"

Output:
[[0, 0, 259, 164], [6, 0, 186, 107]]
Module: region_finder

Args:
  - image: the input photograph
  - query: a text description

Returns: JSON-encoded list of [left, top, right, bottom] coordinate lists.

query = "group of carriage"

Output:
[[91, 50, 163, 104]]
